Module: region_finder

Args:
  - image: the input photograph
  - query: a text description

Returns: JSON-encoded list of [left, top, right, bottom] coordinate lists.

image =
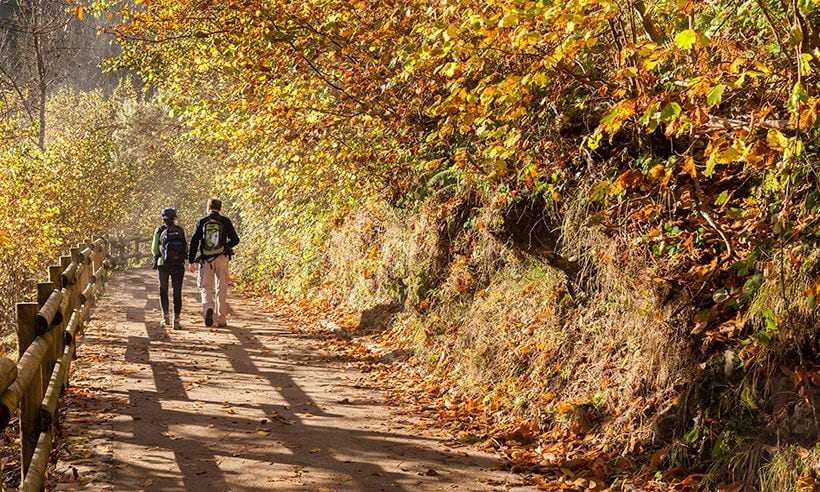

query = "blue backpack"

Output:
[[160, 225, 186, 265]]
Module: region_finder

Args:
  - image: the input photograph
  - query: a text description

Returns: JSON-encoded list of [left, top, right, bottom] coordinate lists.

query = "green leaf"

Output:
[[674, 29, 698, 50], [788, 81, 809, 112], [684, 427, 700, 444], [704, 156, 716, 177], [713, 288, 730, 303], [742, 274, 763, 301], [639, 101, 661, 126], [706, 84, 725, 107], [588, 180, 610, 202], [660, 102, 681, 122], [714, 190, 729, 206]]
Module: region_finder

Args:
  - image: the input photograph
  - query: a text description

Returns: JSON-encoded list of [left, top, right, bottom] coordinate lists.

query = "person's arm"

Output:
[[224, 218, 240, 251], [151, 227, 161, 258], [181, 226, 188, 261], [188, 220, 201, 263]]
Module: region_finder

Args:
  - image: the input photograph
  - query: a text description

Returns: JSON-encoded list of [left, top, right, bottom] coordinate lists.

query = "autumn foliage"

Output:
[[0, 85, 216, 336], [6, 0, 817, 487]]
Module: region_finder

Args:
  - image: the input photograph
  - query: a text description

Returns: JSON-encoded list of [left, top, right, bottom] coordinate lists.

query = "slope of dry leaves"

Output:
[[256, 295, 746, 492]]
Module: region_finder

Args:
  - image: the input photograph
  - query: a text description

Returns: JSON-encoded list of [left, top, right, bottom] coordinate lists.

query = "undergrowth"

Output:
[[236, 190, 819, 490]]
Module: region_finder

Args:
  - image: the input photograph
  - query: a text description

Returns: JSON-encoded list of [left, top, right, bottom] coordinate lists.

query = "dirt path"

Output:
[[50, 268, 535, 491]]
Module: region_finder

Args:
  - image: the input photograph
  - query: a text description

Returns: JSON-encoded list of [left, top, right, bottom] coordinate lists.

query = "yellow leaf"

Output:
[[556, 402, 574, 414], [425, 158, 445, 171], [647, 164, 671, 185], [683, 156, 697, 177], [715, 146, 743, 164], [499, 13, 519, 28], [766, 129, 789, 152]]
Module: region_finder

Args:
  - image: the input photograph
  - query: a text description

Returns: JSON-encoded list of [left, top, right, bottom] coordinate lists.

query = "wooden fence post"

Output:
[[69, 247, 80, 265], [59, 256, 71, 276], [36, 283, 53, 308], [16, 302, 41, 479], [0, 239, 113, 490], [48, 265, 62, 291]]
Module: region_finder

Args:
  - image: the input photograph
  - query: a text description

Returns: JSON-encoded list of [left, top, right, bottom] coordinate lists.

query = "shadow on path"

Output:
[[54, 268, 533, 491]]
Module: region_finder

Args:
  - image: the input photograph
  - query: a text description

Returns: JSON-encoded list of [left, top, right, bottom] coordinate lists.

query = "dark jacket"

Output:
[[189, 210, 240, 263]]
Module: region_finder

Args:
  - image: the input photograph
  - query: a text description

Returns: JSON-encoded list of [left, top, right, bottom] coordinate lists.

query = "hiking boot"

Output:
[[204, 308, 214, 327], [216, 320, 227, 328], [162, 313, 171, 327], [173, 317, 182, 330]]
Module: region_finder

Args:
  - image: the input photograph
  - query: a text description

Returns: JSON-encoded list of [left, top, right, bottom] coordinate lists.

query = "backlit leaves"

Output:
[[674, 29, 698, 50]]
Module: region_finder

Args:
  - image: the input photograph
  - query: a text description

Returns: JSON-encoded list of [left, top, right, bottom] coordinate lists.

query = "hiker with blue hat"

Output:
[[151, 207, 188, 329]]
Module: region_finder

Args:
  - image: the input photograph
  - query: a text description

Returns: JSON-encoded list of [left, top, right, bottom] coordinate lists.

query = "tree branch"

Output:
[[632, 0, 664, 44]]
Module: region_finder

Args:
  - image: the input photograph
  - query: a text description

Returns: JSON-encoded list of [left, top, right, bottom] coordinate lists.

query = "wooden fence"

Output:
[[108, 235, 153, 268], [0, 237, 109, 491]]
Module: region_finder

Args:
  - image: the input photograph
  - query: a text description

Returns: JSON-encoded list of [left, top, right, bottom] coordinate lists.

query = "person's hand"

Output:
[[189, 263, 197, 273]]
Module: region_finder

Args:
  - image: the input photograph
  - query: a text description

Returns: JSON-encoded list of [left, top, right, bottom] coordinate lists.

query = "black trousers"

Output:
[[157, 264, 185, 316]]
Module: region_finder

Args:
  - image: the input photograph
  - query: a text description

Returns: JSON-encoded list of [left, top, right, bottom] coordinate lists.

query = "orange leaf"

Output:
[[610, 169, 643, 195], [683, 156, 697, 177]]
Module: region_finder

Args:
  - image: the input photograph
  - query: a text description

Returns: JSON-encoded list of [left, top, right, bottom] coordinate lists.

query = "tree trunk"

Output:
[[32, 0, 46, 150]]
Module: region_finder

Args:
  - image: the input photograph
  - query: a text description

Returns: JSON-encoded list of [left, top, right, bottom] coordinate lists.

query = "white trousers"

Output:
[[197, 254, 229, 324]]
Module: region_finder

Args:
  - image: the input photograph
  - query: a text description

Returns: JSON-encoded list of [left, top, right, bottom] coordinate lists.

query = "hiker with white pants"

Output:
[[188, 197, 240, 327]]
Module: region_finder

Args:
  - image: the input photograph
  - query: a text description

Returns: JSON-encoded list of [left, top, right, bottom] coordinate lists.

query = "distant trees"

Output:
[[0, 0, 119, 149], [0, 84, 220, 335]]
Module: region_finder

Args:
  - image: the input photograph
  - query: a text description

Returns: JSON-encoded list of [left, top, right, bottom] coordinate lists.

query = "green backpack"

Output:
[[201, 216, 225, 256]]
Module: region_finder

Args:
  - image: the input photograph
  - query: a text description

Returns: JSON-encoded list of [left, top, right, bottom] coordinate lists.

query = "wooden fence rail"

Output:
[[107, 235, 153, 268], [0, 237, 110, 491]]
